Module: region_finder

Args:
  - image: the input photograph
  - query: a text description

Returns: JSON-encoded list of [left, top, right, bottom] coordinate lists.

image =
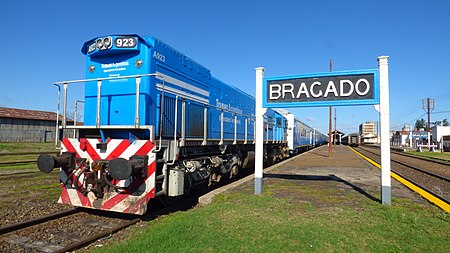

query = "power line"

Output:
[[391, 112, 427, 130], [432, 110, 450, 115]]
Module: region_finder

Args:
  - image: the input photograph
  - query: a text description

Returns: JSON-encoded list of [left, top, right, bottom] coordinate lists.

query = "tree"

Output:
[[415, 118, 426, 130], [432, 119, 448, 127], [433, 121, 442, 127]]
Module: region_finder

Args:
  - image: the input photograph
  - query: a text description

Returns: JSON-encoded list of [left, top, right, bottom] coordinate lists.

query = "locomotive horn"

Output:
[[37, 152, 75, 173]]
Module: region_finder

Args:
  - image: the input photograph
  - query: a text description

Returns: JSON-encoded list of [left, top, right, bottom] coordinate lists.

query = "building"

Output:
[[431, 125, 450, 151], [391, 130, 410, 147], [331, 130, 345, 145], [0, 107, 74, 142], [359, 121, 378, 144], [359, 121, 376, 135]]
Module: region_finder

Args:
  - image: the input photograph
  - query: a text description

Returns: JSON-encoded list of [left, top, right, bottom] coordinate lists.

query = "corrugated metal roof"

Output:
[[0, 107, 69, 122]]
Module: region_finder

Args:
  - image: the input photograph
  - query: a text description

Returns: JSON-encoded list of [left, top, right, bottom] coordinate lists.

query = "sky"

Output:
[[1, 0, 449, 135]]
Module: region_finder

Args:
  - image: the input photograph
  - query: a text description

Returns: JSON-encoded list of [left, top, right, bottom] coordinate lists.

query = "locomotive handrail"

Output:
[[73, 100, 84, 138], [166, 95, 179, 166], [54, 73, 165, 152], [53, 83, 61, 149], [220, 110, 224, 145], [202, 106, 208, 145], [53, 73, 286, 150]]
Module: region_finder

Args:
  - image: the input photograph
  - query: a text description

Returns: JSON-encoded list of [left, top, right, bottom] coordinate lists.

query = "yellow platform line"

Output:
[[349, 146, 450, 213]]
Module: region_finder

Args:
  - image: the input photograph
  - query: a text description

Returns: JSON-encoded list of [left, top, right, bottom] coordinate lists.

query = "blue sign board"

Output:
[[263, 70, 379, 108], [412, 131, 428, 138]]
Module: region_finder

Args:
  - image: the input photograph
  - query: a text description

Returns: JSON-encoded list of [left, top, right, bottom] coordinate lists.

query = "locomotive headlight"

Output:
[[135, 59, 143, 68], [104, 36, 112, 49], [96, 38, 104, 50], [89, 65, 95, 73], [87, 42, 96, 53]]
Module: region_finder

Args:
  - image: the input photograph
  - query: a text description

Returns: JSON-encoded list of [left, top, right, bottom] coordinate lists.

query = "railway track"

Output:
[[0, 152, 57, 177], [0, 187, 201, 253], [0, 202, 194, 253], [354, 146, 450, 205], [0, 160, 38, 166], [0, 151, 58, 166], [0, 207, 142, 253]]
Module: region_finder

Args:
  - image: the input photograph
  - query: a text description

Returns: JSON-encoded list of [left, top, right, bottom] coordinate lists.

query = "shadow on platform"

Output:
[[265, 173, 380, 203]]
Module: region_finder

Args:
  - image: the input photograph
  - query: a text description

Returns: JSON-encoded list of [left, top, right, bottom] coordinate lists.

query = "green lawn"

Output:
[[88, 179, 449, 253], [0, 142, 57, 171], [0, 142, 56, 153], [405, 150, 450, 161]]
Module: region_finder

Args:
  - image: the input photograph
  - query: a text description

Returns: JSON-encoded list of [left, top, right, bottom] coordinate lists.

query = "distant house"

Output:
[[431, 125, 450, 151], [0, 107, 75, 142], [391, 130, 410, 147]]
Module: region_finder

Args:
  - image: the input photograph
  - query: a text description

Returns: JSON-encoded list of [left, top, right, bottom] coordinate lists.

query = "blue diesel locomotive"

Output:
[[37, 34, 325, 214]]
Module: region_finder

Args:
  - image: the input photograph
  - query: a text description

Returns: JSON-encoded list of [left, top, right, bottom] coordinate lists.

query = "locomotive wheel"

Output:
[[230, 165, 239, 179]]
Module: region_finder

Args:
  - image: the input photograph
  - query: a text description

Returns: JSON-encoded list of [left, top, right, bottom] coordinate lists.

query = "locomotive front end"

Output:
[[40, 35, 158, 215]]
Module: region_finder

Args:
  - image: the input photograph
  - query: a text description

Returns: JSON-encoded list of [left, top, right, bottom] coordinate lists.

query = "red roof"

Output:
[[0, 107, 71, 122]]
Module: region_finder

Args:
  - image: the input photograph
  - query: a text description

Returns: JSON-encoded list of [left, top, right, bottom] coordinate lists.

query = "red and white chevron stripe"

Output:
[[58, 138, 156, 214]]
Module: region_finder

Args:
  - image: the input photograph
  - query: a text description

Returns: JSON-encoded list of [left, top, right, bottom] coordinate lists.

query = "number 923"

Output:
[[115, 37, 137, 48]]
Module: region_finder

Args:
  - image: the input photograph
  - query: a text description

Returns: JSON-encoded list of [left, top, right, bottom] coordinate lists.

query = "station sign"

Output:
[[412, 131, 428, 138], [263, 70, 379, 108]]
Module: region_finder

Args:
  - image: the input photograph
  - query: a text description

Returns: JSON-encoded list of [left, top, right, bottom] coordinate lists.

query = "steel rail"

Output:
[[0, 170, 41, 177], [354, 147, 450, 205], [0, 208, 81, 235], [53, 217, 142, 253], [391, 149, 450, 166], [350, 147, 450, 212], [358, 147, 450, 182], [53, 195, 197, 253], [0, 151, 58, 157], [363, 145, 450, 165], [0, 160, 36, 166]]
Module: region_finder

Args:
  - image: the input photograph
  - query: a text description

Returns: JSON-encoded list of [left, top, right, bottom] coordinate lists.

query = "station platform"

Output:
[[265, 145, 421, 201], [200, 145, 423, 205]]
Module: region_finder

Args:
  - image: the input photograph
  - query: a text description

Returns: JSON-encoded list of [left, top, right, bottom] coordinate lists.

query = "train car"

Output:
[[342, 133, 360, 147], [315, 131, 329, 146], [37, 35, 290, 214], [280, 110, 327, 155]]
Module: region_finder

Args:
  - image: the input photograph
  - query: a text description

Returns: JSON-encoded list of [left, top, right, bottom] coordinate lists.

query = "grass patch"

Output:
[[88, 179, 449, 253], [405, 150, 450, 161], [0, 164, 39, 171], [0, 142, 57, 171], [0, 142, 56, 153]]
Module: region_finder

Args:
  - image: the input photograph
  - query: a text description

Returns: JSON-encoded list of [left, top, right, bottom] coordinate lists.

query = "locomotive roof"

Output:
[[81, 34, 210, 74]]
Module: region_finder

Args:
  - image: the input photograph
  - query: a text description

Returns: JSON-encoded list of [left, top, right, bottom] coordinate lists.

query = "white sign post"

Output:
[[255, 67, 266, 194], [378, 56, 391, 205], [255, 57, 391, 205]]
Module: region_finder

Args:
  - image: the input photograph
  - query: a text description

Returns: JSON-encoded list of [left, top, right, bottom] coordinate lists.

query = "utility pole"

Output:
[[328, 59, 333, 157], [422, 98, 435, 132], [334, 107, 337, 145]]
